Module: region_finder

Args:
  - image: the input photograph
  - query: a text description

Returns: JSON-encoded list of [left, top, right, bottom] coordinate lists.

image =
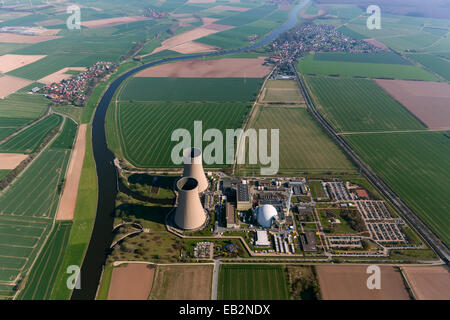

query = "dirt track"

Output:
[[108, 263, 155, 300], [0, 54, 46, 73], [402, 266, 450, 300], [317, 265, 410, 300], [0, 153, 28, 169], [374, 79, 450, 130], [135, 57, 271, 78], [55, 124, 87, 221], [0, 75, 33, 98]]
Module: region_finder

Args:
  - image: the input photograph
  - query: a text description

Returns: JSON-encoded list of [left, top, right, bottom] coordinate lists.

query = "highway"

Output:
[[291, 63, 450, 264]]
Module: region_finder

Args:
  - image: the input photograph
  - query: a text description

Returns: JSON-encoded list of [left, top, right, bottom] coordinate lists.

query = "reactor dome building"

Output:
[[183, 147, 208, 193], [255, 204, 278, 228], [174, 177, 206, 230]]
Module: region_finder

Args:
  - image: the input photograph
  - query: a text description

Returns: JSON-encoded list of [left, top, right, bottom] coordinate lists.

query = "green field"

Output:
[[243, 106, 355, 173], [0, 215, 51, 299], [17, 221, 72, 300], [0, 93, 48, 120], [304, 76, 426, 133], [0, 114, 62, 153], [50, 125, 97, 299], [218, 265, 289, 300], [298, 54, 438, 81], [407, 54, 450, 81], [121, 77, 263, 102], [0, 148, 70, 218], [50, 118, 78, 150], [113, 102, 251, 168], [346, 132, 450, 246], [313, 52, 412, 65], [216, 5, 277, 26]]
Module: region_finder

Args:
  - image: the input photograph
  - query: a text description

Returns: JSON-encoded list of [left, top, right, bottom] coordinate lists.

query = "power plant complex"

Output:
[[174, 148, 208, 230]]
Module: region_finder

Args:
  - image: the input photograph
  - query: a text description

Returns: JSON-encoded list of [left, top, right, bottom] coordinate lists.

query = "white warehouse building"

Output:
[[255, 204, 278, 228]]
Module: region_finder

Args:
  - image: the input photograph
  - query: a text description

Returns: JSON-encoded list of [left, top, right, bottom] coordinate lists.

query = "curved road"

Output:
[[71, 0, 311, 300]]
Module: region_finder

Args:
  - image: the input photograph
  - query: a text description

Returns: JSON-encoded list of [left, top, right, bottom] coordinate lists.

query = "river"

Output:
[[71, 0, 310, 300]]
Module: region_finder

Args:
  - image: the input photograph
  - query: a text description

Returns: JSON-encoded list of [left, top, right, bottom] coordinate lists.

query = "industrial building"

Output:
[[236, 182, 252, 210], [254, 204, 278, 228], [255, 230, 271, 246], [226, 202, 238, 228]]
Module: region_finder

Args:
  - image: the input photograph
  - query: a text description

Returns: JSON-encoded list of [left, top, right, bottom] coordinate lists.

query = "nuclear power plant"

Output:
[[182, 147, 208, 193], [173, 148, 209, 230]]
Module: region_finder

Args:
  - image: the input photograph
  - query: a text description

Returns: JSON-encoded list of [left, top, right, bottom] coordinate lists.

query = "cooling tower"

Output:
[[183, 147, 208, 193], [174, 177, 206, 230]]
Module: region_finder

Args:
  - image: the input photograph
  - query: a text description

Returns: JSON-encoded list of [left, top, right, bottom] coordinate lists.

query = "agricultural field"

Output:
[[262, 80, 304, 103], [316, 265, 410, 300], [304, 76, 427, 133], [149, 265, 213, 300], [50, 118, 78, 150], [215, 5, 277, 26], [374, 79, 450, 131], [407, 54, 450, 81], [312, 52, 412, 65], [107, 263, 156, 300], [0, 215, 52, 299], [113, 102, 251, 168], [298, 54, 438, 81], [218, 265, 289, 300], [243, 106, 355, 173], [17, 221, 72, 300], [0, 148, 70, 218], [0, 114, 62, 153], [346, 131, 450, 246], [0, 93, 48, 120], [120, 78, 263, 102]]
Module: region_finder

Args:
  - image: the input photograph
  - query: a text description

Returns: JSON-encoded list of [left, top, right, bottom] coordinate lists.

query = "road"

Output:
[[211, 260, 221, 300], [291, 62, 450, 264]]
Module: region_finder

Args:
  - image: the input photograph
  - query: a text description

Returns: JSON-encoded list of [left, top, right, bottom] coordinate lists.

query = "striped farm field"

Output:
[[0, 148, 70, 218], [0, 93, 48, 120], [50, 118, 78, 150], [0, 114, 62, 153], [0, 215, 51, 299], [298, 54, 438, 81], [120, 77, 263, 102], [313, 52, 412, 65], [304, 76, 426, 133], [407, 54, 450, 81], [346, 131, 450, 246], [243, 106, 355, 173], [218, 265, 289, 300], [18, 221, 72, 300], [113, 102, 251, 168]]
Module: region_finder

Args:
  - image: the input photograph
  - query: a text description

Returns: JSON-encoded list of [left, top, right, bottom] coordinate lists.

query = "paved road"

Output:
[[211, 260, 221, 300]]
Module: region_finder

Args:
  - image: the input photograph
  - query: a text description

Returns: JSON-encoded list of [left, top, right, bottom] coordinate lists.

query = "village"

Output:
[[268, 22, 383, 65], [42, 61, 118, 105]]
